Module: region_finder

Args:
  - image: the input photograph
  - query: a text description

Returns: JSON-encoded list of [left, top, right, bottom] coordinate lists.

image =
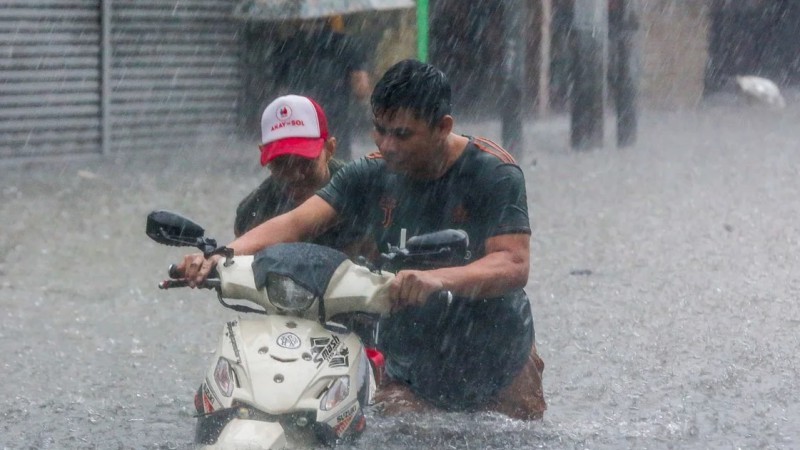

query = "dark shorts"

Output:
[[377, 290, 534, 410]]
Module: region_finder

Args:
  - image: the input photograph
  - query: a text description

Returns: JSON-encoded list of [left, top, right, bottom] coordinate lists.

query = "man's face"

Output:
[[372, 108, 448, 180], [268, 151, 327, 192]]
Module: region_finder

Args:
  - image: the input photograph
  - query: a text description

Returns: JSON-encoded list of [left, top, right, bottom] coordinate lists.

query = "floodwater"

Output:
[[2, 92, 800, 449]]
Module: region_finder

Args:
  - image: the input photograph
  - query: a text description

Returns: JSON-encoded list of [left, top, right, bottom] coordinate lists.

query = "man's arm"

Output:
[[350, 69, 371, 101], [389, 233, 530, 309], [180, 195, 338, 285], [229, 195, 337, 254]]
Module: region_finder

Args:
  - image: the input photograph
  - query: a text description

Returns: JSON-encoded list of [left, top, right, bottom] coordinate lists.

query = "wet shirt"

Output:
[[317, 137, 531, 258], [317, 137, 534, 408], [234, 159, 355, 249]]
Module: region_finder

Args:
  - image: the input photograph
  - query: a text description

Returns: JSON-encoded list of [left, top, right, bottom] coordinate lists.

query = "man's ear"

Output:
[[324, 137, 337, 159], [437, 115, 454, 135]]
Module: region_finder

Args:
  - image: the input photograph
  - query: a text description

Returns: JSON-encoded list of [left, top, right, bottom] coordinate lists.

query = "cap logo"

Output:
[[277, 105, 292, 120], [260, 95, 324, 160], [271, 103, 306, 131], [270, 118, 306, 131]]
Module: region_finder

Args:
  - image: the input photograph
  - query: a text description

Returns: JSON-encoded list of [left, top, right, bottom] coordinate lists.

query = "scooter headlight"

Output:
[[320, 376, 350, 411], [265, 273, 317, 312], [214, 357, 235, 397]]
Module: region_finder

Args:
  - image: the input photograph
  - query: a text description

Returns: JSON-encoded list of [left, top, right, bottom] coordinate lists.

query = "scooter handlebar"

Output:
[[159, 279, 189, 289], [158, 279, 220, 290], [159, 264, 220, 290]]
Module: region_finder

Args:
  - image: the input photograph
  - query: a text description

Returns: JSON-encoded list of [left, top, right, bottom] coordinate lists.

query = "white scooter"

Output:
[[145, 210, 469, 449]]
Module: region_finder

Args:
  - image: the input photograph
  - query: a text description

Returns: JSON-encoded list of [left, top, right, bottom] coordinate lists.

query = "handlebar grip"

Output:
[[158, 279, 220, 290], [159, 279, 190, 289], [168, 264, 182, 279]]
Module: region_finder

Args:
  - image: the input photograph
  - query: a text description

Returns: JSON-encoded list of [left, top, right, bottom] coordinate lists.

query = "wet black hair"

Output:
[[370, 59, 452, 126]]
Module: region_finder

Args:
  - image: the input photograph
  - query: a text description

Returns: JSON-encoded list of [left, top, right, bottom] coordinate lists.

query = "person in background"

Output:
[[272, 16, 371, 161]]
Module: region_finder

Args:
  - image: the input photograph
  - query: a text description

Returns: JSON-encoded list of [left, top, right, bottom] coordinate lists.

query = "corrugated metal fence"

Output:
[[110, 0, 240, 152], [1, 0, 241, 159], [1, 0, 102, 158]]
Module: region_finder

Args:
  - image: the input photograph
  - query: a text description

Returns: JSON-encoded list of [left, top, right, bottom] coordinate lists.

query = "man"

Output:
[[235, 94, 347, 244], [273, 18, 371, 160], [236, 94, 377, 342], [180, 60, 545, 419], [234, 94, 364, 254]]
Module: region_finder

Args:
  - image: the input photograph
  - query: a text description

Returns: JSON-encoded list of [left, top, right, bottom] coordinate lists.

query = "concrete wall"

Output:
[[639, 0, 711, 109]]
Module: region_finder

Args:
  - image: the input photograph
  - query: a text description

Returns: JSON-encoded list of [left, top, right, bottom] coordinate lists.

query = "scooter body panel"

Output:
[[198, 316, 373, 446]]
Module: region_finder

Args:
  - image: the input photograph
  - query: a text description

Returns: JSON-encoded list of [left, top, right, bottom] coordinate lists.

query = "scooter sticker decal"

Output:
[[202, 380, 218, 412], [276, 332, 301, 349], [310, 335, 350, 368], [333, 403, 358, 436], [329, 347, 349, 368]]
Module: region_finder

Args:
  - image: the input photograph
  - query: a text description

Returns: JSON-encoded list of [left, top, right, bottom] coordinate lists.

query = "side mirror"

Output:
[[146, 210, 205, 247]]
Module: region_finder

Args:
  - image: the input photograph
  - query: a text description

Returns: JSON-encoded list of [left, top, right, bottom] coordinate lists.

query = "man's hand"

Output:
[[389, 270, 446, 312], [176, 253, 222, 288]]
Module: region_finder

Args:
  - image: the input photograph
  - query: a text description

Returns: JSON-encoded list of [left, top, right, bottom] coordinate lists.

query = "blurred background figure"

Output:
[[270, 16, 371, 161]]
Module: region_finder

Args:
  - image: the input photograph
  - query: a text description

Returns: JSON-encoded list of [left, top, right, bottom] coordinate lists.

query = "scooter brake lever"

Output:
[[168, 264, 182, 279]]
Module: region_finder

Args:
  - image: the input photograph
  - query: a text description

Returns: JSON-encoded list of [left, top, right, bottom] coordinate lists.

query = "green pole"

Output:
[[417, 0, 429, 62]]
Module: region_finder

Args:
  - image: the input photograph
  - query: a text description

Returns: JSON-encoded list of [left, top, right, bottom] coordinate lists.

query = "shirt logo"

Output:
[[451, 204, 469, 223], [379, 197, 397, 228]]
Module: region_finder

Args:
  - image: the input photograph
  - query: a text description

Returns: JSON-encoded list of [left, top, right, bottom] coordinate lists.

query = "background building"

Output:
[[3, 0, 799, 160], [1, 0, 241, 159]]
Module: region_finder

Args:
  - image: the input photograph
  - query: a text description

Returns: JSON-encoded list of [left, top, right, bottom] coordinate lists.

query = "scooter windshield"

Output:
[[252, 243, 349, 297]]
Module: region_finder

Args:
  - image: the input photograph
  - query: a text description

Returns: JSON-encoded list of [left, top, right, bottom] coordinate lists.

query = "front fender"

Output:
[[196, 415, 286, 450]]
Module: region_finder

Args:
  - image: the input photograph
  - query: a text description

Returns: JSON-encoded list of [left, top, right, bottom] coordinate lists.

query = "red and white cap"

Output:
[[259, 95, 329, 166]]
